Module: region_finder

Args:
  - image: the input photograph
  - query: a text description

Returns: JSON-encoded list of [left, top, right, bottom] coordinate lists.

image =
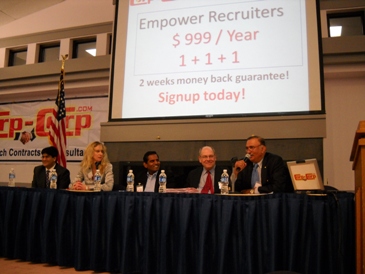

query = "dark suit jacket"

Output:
[[235, 152, 293, 193], [31, 163, 71, 189], [186, 166, 227, 194], [134, 169, 176, 192]]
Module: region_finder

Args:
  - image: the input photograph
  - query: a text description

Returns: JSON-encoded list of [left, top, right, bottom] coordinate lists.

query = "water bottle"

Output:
[[94, 169, 102, 191], [126, 170, 134, 192], [8, 168, 15, 187], [50, 169, 57, 189], [158, 170, 167, 193], [220, 169, 229, 194]]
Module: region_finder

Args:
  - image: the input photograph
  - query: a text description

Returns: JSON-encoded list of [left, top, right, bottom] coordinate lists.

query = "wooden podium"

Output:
[[351, 121, 365, 274]]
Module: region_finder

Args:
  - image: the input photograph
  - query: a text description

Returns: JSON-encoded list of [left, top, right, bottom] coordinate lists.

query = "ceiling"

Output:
[[0, 0, 64, 28]]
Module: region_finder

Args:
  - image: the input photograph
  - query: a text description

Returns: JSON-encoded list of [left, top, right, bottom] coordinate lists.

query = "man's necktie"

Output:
[[201, 171, 214, 194], [46, 169, 50, 188], [251, 164, 259, 188]]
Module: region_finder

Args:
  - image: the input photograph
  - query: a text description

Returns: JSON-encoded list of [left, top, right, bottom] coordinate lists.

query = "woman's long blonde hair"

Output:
[[81, 141, 110, 174]]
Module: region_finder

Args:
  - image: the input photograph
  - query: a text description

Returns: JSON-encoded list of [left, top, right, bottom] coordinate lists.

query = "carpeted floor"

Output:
[[0, 257, 111, 273]]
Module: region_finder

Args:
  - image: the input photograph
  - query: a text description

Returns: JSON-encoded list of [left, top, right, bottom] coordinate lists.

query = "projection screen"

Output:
[[109, 0, 324, 121]]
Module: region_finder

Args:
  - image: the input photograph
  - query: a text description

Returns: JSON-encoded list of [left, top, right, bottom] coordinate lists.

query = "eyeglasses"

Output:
[[200, 155, 215, 159], [245, 145, 262, 151]]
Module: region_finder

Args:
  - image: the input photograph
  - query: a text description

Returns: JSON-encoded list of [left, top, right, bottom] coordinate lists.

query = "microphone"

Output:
[[95, 161, 101, 169], [239, 154, 251, 162], [236, 154, 251, 171], [230, 157, 238, 165]]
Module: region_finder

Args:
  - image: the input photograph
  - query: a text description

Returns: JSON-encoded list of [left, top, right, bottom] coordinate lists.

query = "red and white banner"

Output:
[[0, 97, 108, 162]]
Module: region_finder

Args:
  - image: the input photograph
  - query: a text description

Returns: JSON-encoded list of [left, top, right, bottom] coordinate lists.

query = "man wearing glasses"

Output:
[[186, 146, 229, 194], [234, 135, 293, 194]]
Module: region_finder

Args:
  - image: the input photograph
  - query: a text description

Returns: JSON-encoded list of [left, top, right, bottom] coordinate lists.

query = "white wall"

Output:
[[323, 74, 365, 191], [0, 0, 114, 39]]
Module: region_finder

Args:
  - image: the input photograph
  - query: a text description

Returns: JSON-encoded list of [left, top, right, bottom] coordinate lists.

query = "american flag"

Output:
[[49, 57, 67, 168]]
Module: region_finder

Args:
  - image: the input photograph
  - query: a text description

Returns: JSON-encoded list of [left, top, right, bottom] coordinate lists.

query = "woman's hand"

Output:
[[72, 181, 87, 190]]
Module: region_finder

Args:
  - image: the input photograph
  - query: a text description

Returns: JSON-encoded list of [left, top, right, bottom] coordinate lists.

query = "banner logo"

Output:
[[294, 173, 317, 181], [0, 98, 108, 161], [0, 106, 93, 144], [130, 0, 151, 6]]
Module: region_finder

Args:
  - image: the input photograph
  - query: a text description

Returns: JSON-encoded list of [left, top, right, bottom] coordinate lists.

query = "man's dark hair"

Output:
[[41, 146, 59, 158], [143, 151, 159, 163], [247, 135, 266, 146]]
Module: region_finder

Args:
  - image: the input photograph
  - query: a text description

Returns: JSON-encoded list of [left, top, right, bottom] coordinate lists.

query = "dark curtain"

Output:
[[0, 187, 355, 274]]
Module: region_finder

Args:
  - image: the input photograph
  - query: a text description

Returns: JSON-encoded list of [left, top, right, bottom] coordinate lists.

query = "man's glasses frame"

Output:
[[245, 145, 262, 151]]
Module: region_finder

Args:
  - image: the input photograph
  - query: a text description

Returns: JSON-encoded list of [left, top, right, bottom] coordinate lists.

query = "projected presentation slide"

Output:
[[110, 0, 323, 120]]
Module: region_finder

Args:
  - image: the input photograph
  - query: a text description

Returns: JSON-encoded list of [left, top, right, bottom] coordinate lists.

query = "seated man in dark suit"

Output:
[[186, 146, 228, 194], [234, 135, 293, 194], [134, 151, 175, 192], [31, 146, 71, 189]]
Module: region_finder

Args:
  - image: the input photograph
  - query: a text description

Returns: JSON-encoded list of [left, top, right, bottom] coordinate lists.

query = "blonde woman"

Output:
[[72, 141, 114, 191]]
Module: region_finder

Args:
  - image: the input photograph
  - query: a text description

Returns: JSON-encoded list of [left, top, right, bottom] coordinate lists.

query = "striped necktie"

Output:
[[46, 169, 50, 188]]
